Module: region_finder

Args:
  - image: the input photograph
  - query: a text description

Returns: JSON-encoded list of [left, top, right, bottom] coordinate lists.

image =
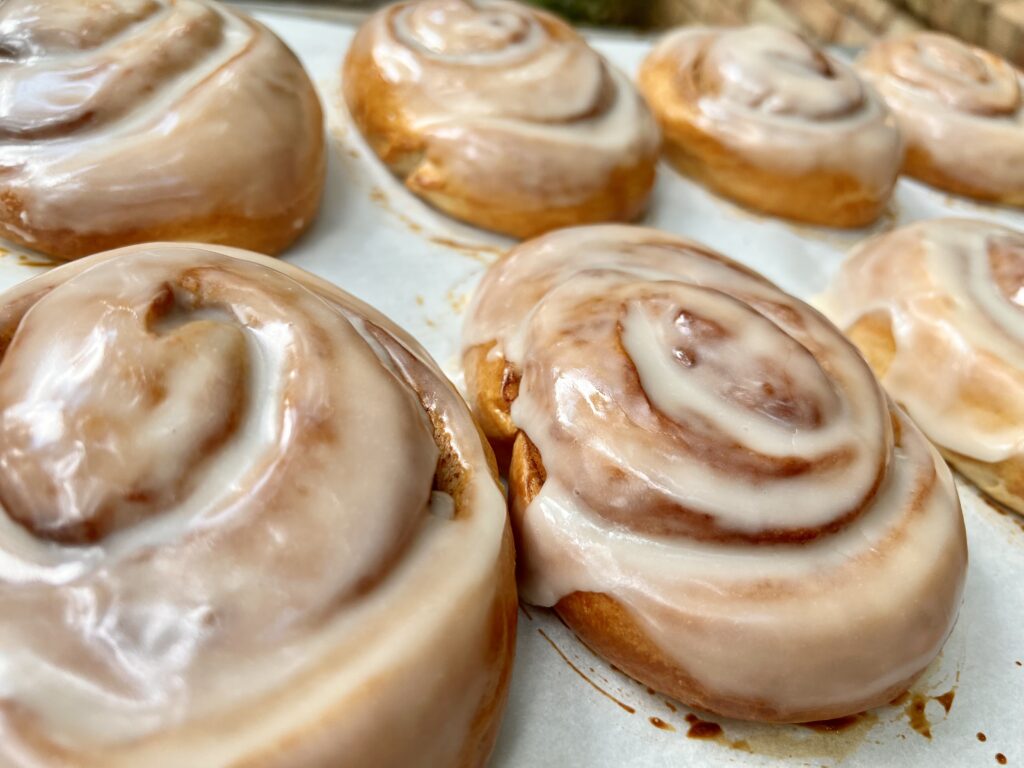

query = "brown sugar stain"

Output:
[[997, 754, 1007, 765], [664, 700, 677, 713], [904, 694, 933, 739], [15, 254, 57, 269], [935, 689, 955, 714], [899, 686, 956, 740], [799, 714, 864, 733], [536, 628, 635, 714], [685, 713, 723, 740], [649, 716, 675, 732], [695, 711, 879, 761], [428, 235, 503, 264], [366, 187, 424, 233], [978, 732, 988, 742], [446, 289, 469, 315], [676, 713, 752, 754]]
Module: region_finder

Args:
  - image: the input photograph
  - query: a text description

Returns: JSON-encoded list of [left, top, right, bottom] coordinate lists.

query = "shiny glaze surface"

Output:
[[465, 225, 967, 717], [822, 218, 1024, 463], [0, 0, 324, 240], [0, 244, 509, 767], [641, 25, 902, 189], [348, 0, 659, 206], [858, 32, 1024, 198]]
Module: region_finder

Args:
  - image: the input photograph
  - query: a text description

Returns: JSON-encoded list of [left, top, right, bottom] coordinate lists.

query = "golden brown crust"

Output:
[[0, 174, 324, 261], [848, 312, 1024, 514], [463, 343, 519, 468], [903, 145, 1024, 207], [404, 160, 655, 241], [657, 123, 889, 229], [508, 429, 919, 723], [639, 52, 890, 229], [341, 8, 656, 239]]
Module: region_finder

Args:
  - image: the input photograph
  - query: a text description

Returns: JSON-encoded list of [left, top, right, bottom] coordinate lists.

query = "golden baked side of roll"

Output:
[[0, 0, 326, 260], [638, 25, 902, 228], [463, 225, 967, 723], [0, 243, 515, 767], [342, 0, 659, 238], [822, 218, 1024, 514], [858, 32, 1024, 206]]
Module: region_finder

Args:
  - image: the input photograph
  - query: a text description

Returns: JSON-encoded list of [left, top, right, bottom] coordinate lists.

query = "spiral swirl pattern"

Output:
[[342, 0, 658, 235], [0, 244, 512, 767], [823, 218, 1024, 465], [858, 32, 1024, 203], [0, 0, 325, 258], [639, 25, 901, 192], [464, 225, 966, 720]]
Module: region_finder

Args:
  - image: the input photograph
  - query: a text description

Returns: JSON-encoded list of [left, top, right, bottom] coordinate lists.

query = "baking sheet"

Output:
[[3, 9, 1022, 766]]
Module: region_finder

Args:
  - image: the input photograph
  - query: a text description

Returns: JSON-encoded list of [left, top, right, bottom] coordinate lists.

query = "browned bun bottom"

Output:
[[0, 172, 324, 262]]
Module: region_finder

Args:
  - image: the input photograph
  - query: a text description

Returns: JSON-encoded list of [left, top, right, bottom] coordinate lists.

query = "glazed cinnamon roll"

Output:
[[463, 225, 966, 722], [858, 33, 1024, 206], [823, 218, 1024, 515], [638, 25, 902, 228], [0, 0, 326, 260], [342, 0, 659, 238], [0, 244, 515, 767]]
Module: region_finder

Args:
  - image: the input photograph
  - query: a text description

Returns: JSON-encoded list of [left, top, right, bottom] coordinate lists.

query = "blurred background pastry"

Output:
[[294, 0, 1024, 64], [0, 0, 326, 260], [342, 0, 659, 238], [639, 24, 902, 227], [858, 32, 1024, 206], [823, 218, 1024, 514]]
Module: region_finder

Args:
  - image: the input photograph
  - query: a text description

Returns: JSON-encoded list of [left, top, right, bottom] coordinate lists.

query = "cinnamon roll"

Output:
[[638, 25, 902, 228], [0, 243, 515, 767], [858, 33, 1024, 206], [823, 218, 1024, 515], [463, 225, 967, 723], [342, 0, 659, 238], [0, 0, 326, 260]]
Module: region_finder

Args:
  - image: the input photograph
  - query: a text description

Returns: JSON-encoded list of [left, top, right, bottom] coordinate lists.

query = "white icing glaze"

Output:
[[858, 32, 1024, 199], [0, 0, 324, 238], [465, 225, 966, 717], [0, 244, 509, 767], [347, 0, 659, 206], [822, 217, 1024, 463], [641, 25, 902, 190]]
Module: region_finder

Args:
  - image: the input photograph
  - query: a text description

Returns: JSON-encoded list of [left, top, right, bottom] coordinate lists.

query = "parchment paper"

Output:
[[0, 9, 1019, 766]]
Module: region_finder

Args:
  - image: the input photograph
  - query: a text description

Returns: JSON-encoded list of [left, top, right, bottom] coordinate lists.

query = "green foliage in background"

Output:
[[526, 0, 640, 26]]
